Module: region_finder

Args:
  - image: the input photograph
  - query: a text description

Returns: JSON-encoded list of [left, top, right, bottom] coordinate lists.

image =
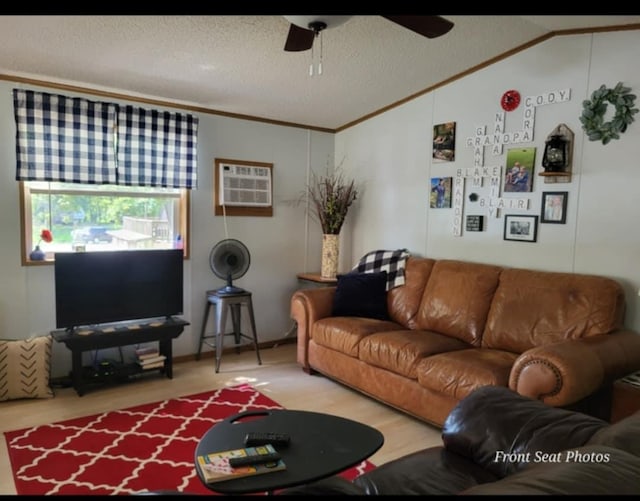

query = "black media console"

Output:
[[51, 317, 189, 396]]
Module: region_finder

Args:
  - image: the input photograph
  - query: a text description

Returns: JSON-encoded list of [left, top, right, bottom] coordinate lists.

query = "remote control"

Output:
[[244, 432, 291, 447], [228, 452, 281, 468]]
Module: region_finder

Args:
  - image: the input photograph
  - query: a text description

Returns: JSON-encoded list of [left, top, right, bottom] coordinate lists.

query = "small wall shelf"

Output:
[[539, 170, 572, 184], [539, 171, 572, 178]]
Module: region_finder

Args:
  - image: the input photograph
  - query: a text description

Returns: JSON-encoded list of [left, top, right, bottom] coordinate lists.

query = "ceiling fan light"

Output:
[[284, 16, 353, 31]]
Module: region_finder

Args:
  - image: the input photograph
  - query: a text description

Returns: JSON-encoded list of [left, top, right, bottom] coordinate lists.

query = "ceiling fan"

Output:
[[283, 15, 454, 52]]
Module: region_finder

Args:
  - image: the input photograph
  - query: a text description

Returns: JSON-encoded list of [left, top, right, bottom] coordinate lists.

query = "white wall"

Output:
[[2, 28, 640, 378], [336, 30, 640, 332]]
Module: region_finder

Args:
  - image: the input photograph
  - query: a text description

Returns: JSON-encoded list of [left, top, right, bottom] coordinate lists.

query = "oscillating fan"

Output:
[[209, 239, 251, 295]]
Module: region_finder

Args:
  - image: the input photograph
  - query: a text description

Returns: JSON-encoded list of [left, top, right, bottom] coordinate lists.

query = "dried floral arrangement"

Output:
[[306, 167, 358, 235]]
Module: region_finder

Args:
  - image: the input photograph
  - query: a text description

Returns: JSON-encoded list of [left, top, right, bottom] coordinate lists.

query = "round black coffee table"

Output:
[[194, 409, 384, 494]]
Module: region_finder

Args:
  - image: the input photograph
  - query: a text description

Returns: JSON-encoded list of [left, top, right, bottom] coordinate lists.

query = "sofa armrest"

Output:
[[509, 330, 640, 406], [290, 287, 336, 371], [442, 386, 607, 478]]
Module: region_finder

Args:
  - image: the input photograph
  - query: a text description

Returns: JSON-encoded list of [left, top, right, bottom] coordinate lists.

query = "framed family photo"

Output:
[[503, 147, 536, 193], [432, 122, 456, 162], [503, 214, 538, 242], [541, 191, 568, 224], [429, 177, 452, 208]]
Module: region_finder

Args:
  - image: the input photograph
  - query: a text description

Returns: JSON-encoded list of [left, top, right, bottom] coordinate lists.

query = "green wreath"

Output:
[[580, 82, 638, 145]]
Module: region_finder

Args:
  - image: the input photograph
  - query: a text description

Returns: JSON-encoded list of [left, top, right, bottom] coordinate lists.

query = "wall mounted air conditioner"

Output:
[[219, 163, 272, 207]]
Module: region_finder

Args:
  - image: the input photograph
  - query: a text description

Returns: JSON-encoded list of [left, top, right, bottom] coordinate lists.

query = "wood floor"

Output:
[[0, 342, 443, 495]]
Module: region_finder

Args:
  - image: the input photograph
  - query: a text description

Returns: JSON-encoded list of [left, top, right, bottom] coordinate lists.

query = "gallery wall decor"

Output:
[[500, 89, 521, 112], [465, 215, 485, 232], [540, 191, 568, 224], [430, 177, 452, 208], [433, 122, 456, 162], [579, 82, 638, 145], [503, 148, 536, 193], [504, 214, 538, 243], [451, 88, 571, 236]]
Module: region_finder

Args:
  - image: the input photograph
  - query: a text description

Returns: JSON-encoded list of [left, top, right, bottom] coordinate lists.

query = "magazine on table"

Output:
[[196, 444, 286, 484]]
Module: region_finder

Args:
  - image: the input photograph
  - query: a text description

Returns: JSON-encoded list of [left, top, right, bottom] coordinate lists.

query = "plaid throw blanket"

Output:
[[353, 249, 410, 291]]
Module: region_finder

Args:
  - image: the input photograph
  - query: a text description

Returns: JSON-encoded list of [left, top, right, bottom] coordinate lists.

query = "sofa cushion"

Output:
[[482, 268, 625, 352], [312, 317, 401, 357], [332, 271, 390, 320], [0, 336, 54, 402], [416, 349, 516, 400], [352, 248, 410, 291], [386, 257, 436, 329], [415, 260, 502, 346], [359, 330, 470, 378]]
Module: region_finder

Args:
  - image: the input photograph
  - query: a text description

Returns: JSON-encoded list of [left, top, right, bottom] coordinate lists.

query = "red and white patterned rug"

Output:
[[4, 383, 375, 495]]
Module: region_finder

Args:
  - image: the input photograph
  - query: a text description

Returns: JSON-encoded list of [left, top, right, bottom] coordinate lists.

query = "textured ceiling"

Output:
[[1, 15, 639, 131]]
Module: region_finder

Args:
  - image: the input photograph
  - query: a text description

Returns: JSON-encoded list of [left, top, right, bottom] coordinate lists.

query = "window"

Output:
[[21, 182, 189, 263], [13, 89, 198, 264]]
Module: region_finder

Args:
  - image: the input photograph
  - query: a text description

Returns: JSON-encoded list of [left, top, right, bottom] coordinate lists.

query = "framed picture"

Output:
[[503, 214, 538, 242], [432, 122, 456, 162], [465, 215, 484, 232], [504, 147, 536, 193], [430, 177, 452, 208], [541, 191, 568, 224]]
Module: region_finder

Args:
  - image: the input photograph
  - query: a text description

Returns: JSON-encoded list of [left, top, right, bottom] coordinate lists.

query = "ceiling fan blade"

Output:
[[383, 15, 454, 39], [284, 23, 315, 51]]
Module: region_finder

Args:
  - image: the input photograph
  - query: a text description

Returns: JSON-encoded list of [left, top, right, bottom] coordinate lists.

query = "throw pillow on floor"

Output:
[[0, 335, 54, 402]]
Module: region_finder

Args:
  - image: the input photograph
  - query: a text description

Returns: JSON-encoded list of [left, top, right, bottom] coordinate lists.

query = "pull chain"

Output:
[[318, 31, 323, 75], [309, 32, 324, 77]]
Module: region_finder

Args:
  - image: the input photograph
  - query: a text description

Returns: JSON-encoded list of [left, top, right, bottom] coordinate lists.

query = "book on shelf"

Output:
[[137, 354, 166, 365], [138, 351, 160, 361], [196, 444, 286, 484], [139, 360, 165, 370], [135, 347, 160, 359]]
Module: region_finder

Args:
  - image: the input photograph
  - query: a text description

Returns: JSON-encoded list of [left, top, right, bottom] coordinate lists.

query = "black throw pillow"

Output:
[[332, 271, 390, 320]]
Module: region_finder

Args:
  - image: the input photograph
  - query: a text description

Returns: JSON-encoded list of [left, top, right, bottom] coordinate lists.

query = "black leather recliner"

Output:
[[279, 385, 640, 495]]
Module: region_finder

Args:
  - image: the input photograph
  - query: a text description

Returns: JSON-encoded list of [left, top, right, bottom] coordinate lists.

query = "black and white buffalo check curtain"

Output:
[[13, 89, 118, 184], [116, 105, 198, 189], [13, 89, 198, 189]]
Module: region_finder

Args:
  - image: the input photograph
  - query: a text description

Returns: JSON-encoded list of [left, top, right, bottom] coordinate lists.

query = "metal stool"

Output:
[[197, 289, 262, 372]]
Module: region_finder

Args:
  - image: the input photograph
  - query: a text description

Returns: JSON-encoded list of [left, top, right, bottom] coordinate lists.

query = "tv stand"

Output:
[[51, 317, 189, 396]]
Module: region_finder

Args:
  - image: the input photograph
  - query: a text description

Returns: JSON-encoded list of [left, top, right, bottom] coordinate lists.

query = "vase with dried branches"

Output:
[[305, 167, 358, 278]]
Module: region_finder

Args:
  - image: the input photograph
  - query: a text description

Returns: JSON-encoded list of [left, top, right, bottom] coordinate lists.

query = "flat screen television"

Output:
[[54, 249, 184, 330]]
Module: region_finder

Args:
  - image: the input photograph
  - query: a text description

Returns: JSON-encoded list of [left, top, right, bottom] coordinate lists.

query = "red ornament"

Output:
[[501, 90, 521, 111]]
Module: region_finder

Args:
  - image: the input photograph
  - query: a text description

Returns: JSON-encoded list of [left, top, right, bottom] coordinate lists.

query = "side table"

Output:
[[611, 372, 640, 423], [280, 272, 338, 342], [296, 272, 338, 288]]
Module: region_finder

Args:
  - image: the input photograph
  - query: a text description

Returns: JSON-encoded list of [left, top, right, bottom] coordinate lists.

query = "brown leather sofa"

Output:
[[291, 257, 640, 427], [278, 386, 640, 495]]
